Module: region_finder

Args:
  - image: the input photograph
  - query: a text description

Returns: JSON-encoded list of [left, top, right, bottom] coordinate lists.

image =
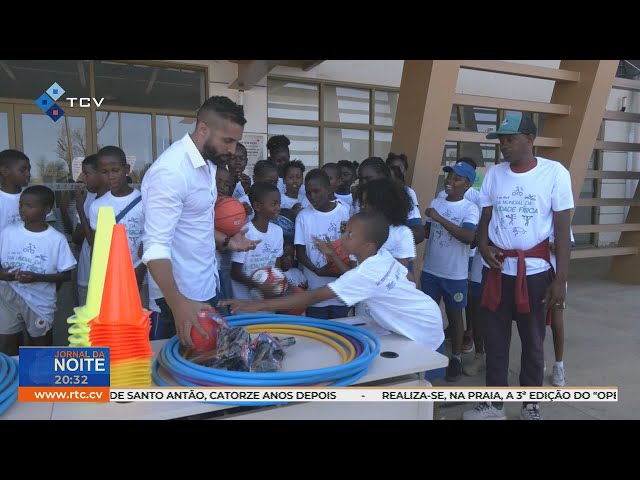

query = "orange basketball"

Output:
[[215, 196, 246, 236], [327, 239, 353, 275]]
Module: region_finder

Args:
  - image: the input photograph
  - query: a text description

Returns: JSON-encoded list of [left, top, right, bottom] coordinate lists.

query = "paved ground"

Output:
[[432, 257, 640, 420]]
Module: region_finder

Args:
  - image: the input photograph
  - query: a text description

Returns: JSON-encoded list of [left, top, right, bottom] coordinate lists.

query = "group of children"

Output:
[[0, 129, 570, 409], [0, 146, 146, 355]]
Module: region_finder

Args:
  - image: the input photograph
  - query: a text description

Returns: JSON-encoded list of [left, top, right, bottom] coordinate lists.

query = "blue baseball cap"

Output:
[[486, 111, 537, 139], [443, 161, 476, 184]]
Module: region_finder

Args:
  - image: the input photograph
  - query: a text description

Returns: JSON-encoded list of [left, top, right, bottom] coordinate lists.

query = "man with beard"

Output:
[[141, 96, 258, 346]]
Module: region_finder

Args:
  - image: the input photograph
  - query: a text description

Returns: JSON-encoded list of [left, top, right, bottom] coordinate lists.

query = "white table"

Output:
[[2, 317, 448, 420]]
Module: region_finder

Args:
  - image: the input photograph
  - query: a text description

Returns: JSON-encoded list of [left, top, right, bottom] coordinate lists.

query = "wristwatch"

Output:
[[223, 235, 231, 248]]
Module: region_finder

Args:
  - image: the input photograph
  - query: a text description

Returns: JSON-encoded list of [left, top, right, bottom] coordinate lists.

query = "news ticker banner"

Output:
[[18, 347, 110, 403], [15, 347, 617, 404], [109, 387, 618, 403]]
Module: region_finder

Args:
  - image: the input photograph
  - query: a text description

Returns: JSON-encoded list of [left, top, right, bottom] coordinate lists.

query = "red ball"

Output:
[[327, 239, 353, 275], [190, 316, 219, 354], [215, 196, 246, 236]]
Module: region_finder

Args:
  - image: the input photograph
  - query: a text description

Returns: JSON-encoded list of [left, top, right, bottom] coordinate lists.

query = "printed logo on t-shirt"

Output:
[[495, 184, 541, 238]]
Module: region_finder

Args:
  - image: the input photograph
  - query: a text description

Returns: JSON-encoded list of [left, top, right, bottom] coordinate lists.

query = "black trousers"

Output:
[[480, 267, 553, 388]]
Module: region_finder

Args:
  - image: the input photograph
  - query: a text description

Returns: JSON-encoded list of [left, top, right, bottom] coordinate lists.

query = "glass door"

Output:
[[0, 103, 15, 150], [15, 104, 93, 190], [15, 104, 93, 237]]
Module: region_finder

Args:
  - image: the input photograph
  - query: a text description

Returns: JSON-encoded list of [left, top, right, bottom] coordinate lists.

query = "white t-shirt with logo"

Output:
[[89, 190, 145, 269], [438, 186, 482, 257], [75, 191, 98, 287], [294, 202, 351, 307], [231, 221, 284, 300], [329, 248, 444, 351], [480, 157, 574, 276], [0, 224, 77, 323], [0, 189, 22, 234], [423, 197, 479, 280], [382, 224, 416, 260], [438, 186, 481, 209]]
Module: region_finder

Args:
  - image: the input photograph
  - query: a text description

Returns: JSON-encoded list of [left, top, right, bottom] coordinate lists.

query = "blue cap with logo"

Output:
[[443, 161, 476, 184], [486, 111, 537, 140]]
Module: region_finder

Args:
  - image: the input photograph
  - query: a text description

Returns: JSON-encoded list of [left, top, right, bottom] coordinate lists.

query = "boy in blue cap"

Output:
[[422, 160, 479, 382]]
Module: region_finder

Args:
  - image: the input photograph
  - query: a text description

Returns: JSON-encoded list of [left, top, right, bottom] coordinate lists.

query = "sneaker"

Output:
[[461, 332, 474, 354], [462, 402, 507, 420], [446, 357, 463, 382], [551, 365, 565, 386], [520, 404, 542, 420], [463, 352, 485, 376]]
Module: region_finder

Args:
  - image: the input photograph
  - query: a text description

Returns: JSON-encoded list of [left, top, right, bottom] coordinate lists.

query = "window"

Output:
[[0, 60, 204, 192], [267, 77, 397, 169], [94, 61, 204, 111]]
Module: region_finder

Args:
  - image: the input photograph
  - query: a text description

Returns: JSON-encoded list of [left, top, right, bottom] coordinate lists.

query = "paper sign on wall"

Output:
[[242, 134, 267, 165], [72, 157, 84, 182]]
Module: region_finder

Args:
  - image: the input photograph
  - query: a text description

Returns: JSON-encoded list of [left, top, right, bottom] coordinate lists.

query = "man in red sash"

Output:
[[462, 112, 574, 421]]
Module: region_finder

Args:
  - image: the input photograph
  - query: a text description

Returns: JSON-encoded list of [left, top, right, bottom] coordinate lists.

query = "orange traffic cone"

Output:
[[96, 224, 146, 326]]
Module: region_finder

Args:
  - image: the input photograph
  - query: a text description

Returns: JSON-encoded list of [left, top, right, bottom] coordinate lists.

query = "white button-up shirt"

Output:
[[141, 134, 218, 301]]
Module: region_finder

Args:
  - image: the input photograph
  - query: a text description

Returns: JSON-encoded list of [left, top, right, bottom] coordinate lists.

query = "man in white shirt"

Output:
[[142, 96, 258, 348], [463, 112, 573, 421]]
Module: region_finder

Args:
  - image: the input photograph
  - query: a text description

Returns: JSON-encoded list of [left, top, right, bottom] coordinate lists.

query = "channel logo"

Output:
[[35, 82, 65, 122]]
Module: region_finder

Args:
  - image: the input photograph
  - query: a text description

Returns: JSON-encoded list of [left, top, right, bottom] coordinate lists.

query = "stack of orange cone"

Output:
[[89, 224, 153, 387]]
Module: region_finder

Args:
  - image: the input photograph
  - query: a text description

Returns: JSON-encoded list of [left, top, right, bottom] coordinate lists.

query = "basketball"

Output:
[[190, 310, 226, 354], [215, 196, 246, 236], [326, 239, 353, 275], [250, 266, 289, 297]]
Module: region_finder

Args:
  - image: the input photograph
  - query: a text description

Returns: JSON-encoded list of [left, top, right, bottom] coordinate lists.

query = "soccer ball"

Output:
[[250, 266, 288, 298]]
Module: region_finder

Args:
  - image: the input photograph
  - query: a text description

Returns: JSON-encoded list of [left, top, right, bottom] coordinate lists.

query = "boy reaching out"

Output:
[[220, 212, 444, 351]]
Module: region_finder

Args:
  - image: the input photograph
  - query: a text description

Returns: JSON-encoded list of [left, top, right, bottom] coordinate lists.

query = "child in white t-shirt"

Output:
[[227, 142, 252, 200], [280, 160, 309, 213], [72, 154, 109, 306], [335, 160, 359, 211], [88, 146, 146, 289], [230, 182, 284, 301], [220, 212, 444, 352], [0, 149, 31, 235], [357, 177, 416, 277], [294, 169, 351, 319], [0, 186, 76, 355], [422, 161, 479, 382]]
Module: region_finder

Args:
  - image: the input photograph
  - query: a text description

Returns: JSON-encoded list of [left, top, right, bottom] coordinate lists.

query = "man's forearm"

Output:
[[147, 259, 184, 306]]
